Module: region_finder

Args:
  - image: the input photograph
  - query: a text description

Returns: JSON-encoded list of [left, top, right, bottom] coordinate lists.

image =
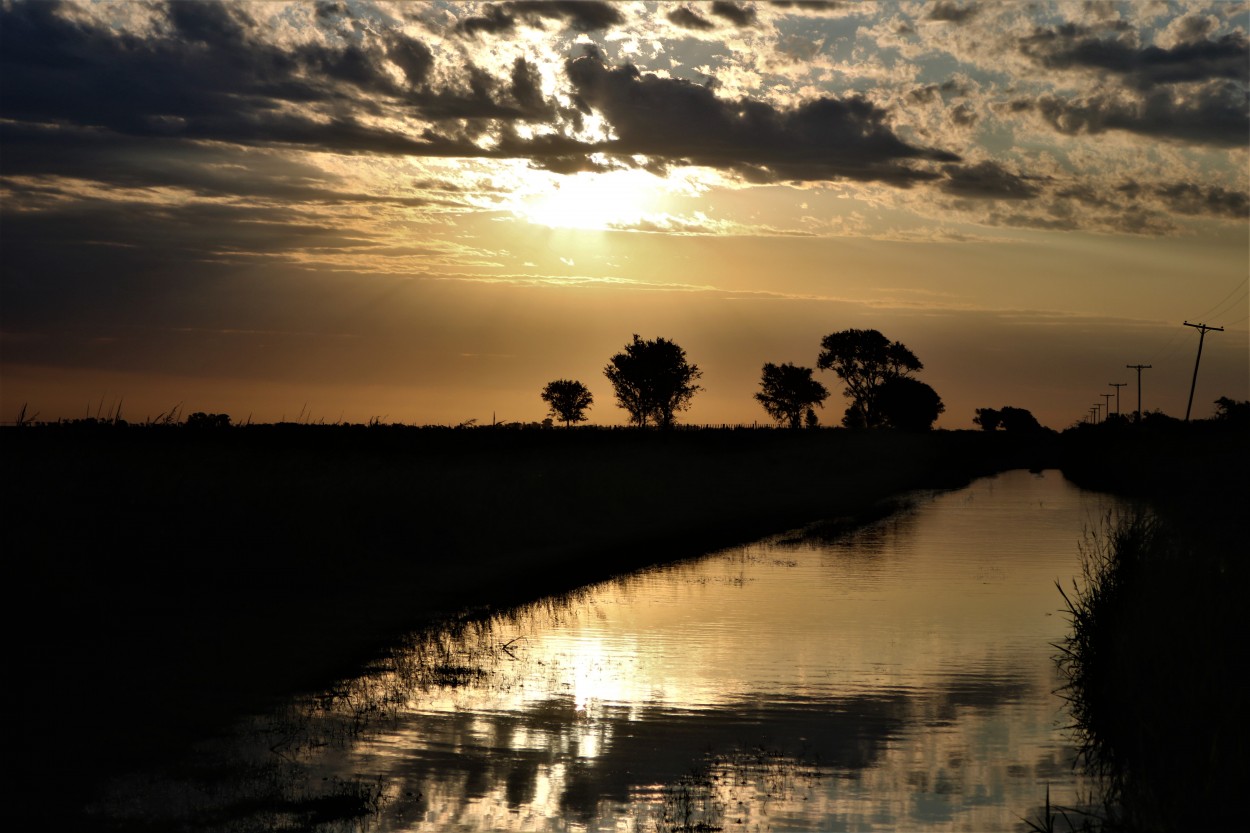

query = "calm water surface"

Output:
[[219, 470, 1125, 831]]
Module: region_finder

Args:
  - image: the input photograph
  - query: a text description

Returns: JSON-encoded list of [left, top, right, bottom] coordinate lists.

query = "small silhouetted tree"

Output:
[[817, 328, 923, 428], [755, 362, 829, 428], [876, 377, 944, 431], [604, 334, 703, 427], [186, 411, 231, 429], [973, 408, 1002, 431], [540, 379, 594, 427]]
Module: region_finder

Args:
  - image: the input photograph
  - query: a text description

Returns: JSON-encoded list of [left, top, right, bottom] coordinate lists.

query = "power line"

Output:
[[1193, 277, 1248, 322]]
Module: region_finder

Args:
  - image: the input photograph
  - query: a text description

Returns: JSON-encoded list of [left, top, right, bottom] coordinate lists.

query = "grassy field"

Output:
[[5, 424, 1053, 826]]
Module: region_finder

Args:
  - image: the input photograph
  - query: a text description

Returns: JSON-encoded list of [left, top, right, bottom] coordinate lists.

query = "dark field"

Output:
[[8, 421, 1245, 830], [6, 425, 1051, 826]]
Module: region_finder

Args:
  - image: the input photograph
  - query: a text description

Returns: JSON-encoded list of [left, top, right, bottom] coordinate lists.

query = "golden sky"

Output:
[[2, 1, 1247, 428]]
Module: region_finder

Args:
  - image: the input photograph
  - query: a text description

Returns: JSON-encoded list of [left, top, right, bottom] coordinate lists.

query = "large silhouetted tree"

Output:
[[540, 379, 593, 427], [817, 328, 923, 428], [604, 335, 703, 427], [755, 362, 829, 428], [876, 377, 944, 430]]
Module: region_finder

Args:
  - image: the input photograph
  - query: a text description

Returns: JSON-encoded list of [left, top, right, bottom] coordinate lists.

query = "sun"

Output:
[[518, 169, 663, 231]]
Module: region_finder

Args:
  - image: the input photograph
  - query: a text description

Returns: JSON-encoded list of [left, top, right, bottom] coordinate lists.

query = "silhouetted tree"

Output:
[[975, 405, 1043, 432], [999, 406, 1043, 432], [540, 379, 594, 427], [1212, 396, 1250, 424], [876, 377, 944, 430], [604, 334, 703, 427], [186, 412, 231, 429], [755, 362, 829, 428], [817, 328, 923, 428], [973, 408, 1001, 431]]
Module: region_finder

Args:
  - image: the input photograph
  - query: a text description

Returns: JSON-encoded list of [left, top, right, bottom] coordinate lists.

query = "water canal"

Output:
[[108, 469, 1128, 831]]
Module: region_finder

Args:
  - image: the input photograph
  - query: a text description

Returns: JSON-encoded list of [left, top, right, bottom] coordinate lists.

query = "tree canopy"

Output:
[[755, 362, 829, 428], [604, 335, 703, 427], [975, 406, 1044, 432], [1213, 397, 1250, 424], [875, 377, 944, 431], [817, 329, 923, 428], [540, 379, 593, 427]]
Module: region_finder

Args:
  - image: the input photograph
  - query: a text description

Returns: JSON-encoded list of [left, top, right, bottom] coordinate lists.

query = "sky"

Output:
[[2, 0, 1247, 429]]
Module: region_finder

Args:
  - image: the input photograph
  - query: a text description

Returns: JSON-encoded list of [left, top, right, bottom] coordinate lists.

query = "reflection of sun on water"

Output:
[[517, 169, 664, 230], [567, 636, 629, 716]]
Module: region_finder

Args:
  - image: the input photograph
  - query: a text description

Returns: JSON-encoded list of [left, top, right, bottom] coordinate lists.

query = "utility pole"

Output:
[[1126, 364, 1152, 423], [1183, 321, 1225, 422], [1109, 382, 1127, 417], [1101, 393, 1114, 420]]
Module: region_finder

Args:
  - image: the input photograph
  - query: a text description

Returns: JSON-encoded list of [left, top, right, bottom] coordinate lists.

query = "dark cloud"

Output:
[[458, 1, 623, 36], [768, 2, 847, 11], [906, 80, 970, 103], [1134, 181, 1250, 219], [565, 54, 958, 185], [511, 1, 624, 31], [711, 2, 758, 28], [1051, 179, 1248, 224], [0, 0, 565, 170], [1012, 82, 1248, 147], [926, 2, 980, 25], [949, 103, 978, 127], [668, 7, 715, 31], [387, 34, 435, 87], [457, 4, 517, 36], [1019, 24, 1249, 89], [940, 161, 1041, 200]]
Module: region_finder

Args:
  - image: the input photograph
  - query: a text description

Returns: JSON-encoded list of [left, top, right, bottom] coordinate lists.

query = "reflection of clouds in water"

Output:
[[300, 471, 1117, 831], [96, 471, 1117, 830]]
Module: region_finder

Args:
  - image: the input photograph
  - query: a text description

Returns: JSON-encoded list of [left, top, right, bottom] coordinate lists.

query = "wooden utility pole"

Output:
[[1109, 382, 1127, 416], [1101, 393, 1114, 420], [1183, 321, 1225, 422], [1126, 364, 1152, 423]]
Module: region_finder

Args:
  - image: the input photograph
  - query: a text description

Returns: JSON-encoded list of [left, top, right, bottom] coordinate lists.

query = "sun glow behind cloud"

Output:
[[513, 168, 670, 231], [1, 0, 1247, 428]]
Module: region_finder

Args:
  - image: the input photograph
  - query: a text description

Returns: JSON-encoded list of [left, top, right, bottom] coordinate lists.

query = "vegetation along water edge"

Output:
[[1052, 417, 1247, 831]]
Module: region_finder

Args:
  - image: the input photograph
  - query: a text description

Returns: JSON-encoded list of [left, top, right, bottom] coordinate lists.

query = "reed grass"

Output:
[[1056, 505, 1243, 832]]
